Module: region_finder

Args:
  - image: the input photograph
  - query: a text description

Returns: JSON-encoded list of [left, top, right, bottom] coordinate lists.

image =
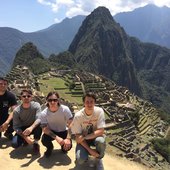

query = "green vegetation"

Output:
[[152, 138, 170, 163], [29, 58, 51, 74], [12, 42, 51, 74], [48, 51, 76, 69], [39, 76, 83, 106], [157, 109, 170, 124], [139, 70, 170, 117]]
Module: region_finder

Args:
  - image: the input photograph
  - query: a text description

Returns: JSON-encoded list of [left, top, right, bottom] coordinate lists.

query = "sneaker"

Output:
[[44, 148, 53, 158], [4, 131, 13, 140], [33, 143, 40, 155], [96, 159, 104, 170]]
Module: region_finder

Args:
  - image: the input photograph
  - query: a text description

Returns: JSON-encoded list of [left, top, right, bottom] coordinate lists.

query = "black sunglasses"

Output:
[[48, 98, 58, 102], [22, 95, 31, 98]]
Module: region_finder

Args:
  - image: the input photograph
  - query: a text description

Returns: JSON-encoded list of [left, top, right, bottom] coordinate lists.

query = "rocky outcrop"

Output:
[[68, 6, 170, 115], [69, 7, 141, 96]]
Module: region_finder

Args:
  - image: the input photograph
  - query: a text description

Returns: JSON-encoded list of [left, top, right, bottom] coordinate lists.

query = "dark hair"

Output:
[[0, 77, 8, 84], [46, 91, 60, 107], [20, 89, 32, 96], [82, 92, 96, 103]]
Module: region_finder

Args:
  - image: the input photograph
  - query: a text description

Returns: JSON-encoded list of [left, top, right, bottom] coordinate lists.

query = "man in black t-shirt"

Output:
[[0, 77, 17, 140]]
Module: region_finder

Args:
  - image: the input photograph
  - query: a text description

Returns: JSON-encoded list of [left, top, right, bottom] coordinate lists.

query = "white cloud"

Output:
[[37, 0, 52, 6], [57, 0, 75, 6], [37, 0, 170, 20], [152, 0, 170, 7], [66, 7, 88, 17], [54, 17, 62, 23], [51, 3, 59, 12]]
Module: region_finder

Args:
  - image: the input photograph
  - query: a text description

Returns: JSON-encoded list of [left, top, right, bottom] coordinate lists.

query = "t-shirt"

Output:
[[40, 104, 73, 132], [13, 101, 41, 130], [0, 90, 17, 124], [71, 106, 105, 136]]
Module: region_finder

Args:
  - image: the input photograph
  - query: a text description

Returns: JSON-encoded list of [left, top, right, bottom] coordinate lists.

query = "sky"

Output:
[[0, 0, 170, 33]]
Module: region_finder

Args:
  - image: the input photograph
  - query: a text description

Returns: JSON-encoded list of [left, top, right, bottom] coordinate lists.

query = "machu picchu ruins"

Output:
[[5, 65, 170, 170]]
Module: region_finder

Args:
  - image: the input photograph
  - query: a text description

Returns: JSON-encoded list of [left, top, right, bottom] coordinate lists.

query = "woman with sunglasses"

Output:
[[40, 91, 73, 158], [12, 89, 42, 155]]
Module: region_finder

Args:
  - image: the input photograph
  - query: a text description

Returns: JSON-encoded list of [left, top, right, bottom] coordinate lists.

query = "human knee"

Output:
[[95, 136, 105, 145], [95, 137, 106, 159]]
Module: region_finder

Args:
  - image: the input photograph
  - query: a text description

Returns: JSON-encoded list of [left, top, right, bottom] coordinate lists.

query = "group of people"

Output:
[[0, 76, 106, 169]]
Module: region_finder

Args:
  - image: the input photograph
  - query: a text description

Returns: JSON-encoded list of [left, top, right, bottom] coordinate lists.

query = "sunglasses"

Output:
[[48, 98, 58, 102], [22, 95, 31, 98]]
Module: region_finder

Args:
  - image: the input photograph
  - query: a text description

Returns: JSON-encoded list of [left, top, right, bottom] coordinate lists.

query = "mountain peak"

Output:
[[84, 6, 115, 27], [68, 6, 120, 54], [68, 6, 141, 95], [89, 6, 113, 19]]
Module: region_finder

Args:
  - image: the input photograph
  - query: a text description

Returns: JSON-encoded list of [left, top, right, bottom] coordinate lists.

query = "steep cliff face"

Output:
[[68, 6, 170, 114], [69, 7, 141, 95], [128, 38, 170, 112]]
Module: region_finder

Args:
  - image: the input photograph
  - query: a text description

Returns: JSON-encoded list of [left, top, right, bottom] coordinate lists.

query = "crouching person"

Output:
[[71, 92, 106, 170], [40, 91, 73, 158], [0, 77, 17, 140], [11, 89, 42, 155]]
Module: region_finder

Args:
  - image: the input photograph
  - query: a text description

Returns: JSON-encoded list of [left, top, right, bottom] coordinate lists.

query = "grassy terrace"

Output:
[[39, 76, 83, 107]]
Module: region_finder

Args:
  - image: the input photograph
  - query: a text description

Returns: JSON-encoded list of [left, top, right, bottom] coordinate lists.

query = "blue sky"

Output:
[[0, 0, 170, 33]]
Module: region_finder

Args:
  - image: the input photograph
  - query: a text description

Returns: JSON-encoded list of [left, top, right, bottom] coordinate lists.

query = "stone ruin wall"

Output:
[[5, 66, 169, 169]]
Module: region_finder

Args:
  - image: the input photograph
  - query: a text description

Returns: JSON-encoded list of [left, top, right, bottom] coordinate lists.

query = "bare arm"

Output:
[[66, 118, 73, 139], [61, 118, 73, 151], [42, 125, 64, 146], [75, 134, 99, 158], [0, 105, 17, 131], [74, 128, 104, 157], [23, 103, 41, 136], [16, 129, 34, 144], [84, 128, 104, 140], [6, 105, 17, 123], [23, 119, 41, 136]]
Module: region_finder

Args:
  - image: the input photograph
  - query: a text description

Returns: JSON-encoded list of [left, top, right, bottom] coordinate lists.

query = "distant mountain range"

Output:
[[0, 16, 85, 75], [114, 4, 170, 47], [1, 4, 170, 75], [11, 6, 170, 117]]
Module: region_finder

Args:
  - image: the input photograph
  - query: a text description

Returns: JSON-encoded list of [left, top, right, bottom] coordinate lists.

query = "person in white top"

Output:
[[40, 91, 73, 158], [71, 92, 106, 169]]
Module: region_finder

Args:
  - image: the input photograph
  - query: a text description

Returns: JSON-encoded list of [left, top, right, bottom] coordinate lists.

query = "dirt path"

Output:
[[0, 136, 151, 170]]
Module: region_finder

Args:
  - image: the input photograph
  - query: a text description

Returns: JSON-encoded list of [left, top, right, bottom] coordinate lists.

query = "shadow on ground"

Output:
[[9, 145, 40, 167], [37, 149, 72, 169], [0, 137, 11, 149]]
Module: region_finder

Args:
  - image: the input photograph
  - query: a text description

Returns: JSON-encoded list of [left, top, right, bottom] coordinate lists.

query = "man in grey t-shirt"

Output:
[[11, 89, 42, 155]]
